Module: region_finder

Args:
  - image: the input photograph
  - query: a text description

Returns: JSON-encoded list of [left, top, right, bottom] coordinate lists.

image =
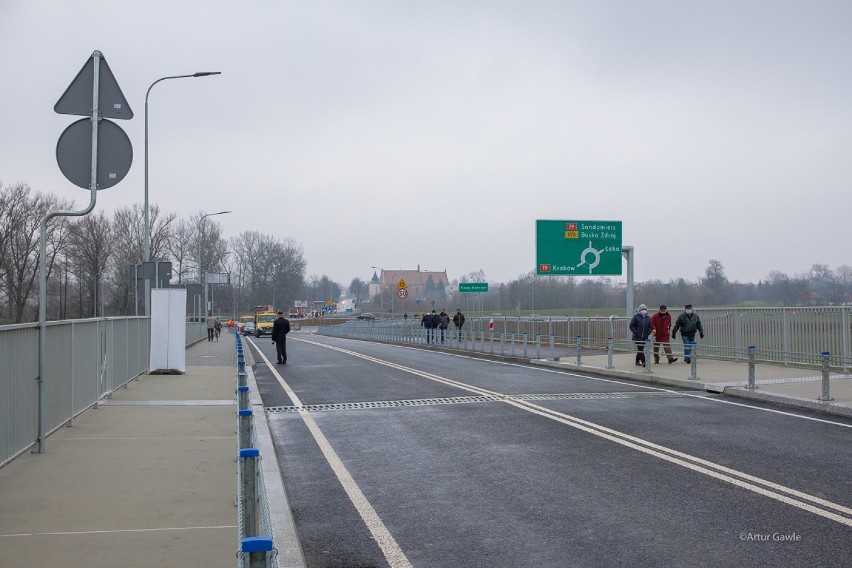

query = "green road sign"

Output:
[[459, 282, 489, 293], [536, 220, 622, 276]]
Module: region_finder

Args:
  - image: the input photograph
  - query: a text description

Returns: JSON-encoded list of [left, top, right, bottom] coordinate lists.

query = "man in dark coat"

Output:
[[629, 304, 653, 366], [671, 303, 705, 364], [452, 308, 466, 341], [437, 310, 450, 343], [271, 311, 291, 364]]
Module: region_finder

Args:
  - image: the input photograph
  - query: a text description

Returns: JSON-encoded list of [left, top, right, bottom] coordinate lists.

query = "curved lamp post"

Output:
[[144, 71, 221, 315]]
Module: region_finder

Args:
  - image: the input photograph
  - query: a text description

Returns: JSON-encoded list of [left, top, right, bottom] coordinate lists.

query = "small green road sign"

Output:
[[459, 282, 489, 293], [536, 220, 622, 276]]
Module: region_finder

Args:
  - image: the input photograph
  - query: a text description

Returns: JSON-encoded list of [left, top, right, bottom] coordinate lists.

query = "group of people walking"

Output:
[[630, 303, 704, 366], [421, 308, 466, 343]]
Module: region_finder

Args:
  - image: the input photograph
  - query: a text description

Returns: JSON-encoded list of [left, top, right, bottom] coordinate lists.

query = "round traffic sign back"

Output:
[[56, 118, 133, 189]]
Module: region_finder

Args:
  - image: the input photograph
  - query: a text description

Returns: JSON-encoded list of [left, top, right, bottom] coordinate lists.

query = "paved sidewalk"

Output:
[[533, 352, 852, 418], [0, 340, 242, 567]]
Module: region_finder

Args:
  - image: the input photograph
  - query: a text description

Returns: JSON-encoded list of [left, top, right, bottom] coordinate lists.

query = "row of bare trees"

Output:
[[387, 260, 852, 316], [0, 181, 311, 323]]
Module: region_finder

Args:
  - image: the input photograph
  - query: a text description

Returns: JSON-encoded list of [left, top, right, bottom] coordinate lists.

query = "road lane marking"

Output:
[[248, 337, 413, 568], [307, 336, 852, 429], [301, 338, 852, 527]]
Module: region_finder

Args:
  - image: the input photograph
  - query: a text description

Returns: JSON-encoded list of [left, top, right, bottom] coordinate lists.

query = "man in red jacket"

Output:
[[650, 305, 678, 364]]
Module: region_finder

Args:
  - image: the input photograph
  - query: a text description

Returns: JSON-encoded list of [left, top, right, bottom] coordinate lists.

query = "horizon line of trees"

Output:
[[5, 181, 852, 324]]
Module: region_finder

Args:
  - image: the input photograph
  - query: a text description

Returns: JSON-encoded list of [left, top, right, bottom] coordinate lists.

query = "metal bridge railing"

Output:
[[318, 307, 852, 372], [0, 317, 207, 468]]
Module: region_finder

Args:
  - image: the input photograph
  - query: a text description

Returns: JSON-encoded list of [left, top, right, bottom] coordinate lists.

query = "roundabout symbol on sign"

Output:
[[397, 288, 408, 299]]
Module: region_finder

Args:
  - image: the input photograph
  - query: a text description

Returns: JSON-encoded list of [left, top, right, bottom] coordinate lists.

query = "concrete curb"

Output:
[[722, 386, 852, 418], [246, 362, 307, 567]]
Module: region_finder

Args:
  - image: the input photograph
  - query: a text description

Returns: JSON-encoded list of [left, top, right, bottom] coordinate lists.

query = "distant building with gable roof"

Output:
[[369, 265, 451, 311]]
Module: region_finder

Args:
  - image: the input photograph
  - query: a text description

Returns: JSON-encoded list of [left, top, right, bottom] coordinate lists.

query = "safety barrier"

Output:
[[234, 332, 277, 568], [0, 317, 153, 467], [318, 312, 849, 402]]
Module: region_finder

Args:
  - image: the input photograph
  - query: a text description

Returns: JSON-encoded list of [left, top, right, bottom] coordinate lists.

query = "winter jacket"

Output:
[[629, 312, 653, 341], [271, 316, 291, 342], [438, 312, 450, 329], [650, 312, 673, 342], [672, 312, 704, 338], [452, 311, 466, 328]]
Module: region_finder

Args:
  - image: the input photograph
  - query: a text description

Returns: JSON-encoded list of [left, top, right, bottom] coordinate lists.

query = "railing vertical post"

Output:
[[240, 448, 259, 537], [535, 334, 541, 359], [819, 351, 834, 401], [576, 335, 583, 366], [644, 338, 653, 374], [241, 537, 273, 568], [489, 331, 494, 354], [689, 343, 699, 380], [549, 335, 555, 360], [500, 332, 505, 355], [238, 408, 253, 450], [606, 337, 613, 369], [747, 345, 757, 389], [511, 332, 516, 356], [237, 385, 249, 409], [523, 333, 528, 358]]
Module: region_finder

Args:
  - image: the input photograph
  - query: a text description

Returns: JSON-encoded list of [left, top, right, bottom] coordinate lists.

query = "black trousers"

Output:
[[275, 338, 287, 363]]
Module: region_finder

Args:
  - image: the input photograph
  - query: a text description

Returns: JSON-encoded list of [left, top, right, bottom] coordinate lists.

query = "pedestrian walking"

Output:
[[438, 309, 450, 343], [214, 318, 222, 341], [452, 308, 466, 341], [629, 304, 653, 366], [671, 304, 704, 364], [271, 310, 291, 364], [650, 305, 677, 364], [206, 312, 216, 342]]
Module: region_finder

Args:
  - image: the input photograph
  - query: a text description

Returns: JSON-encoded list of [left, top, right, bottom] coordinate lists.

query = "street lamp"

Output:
[[144, 71, 221, 316], [198, 210, 231, 319]]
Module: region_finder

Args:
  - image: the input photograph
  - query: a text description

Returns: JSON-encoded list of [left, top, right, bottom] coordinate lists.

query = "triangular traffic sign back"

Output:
[[55, 52, 133, 119]]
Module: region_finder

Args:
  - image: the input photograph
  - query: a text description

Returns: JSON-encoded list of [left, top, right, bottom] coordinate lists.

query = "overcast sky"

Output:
[[2, 1, 850, 288]]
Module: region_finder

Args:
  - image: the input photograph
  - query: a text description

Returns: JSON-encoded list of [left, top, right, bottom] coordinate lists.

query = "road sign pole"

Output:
[[38, 51, 108, 453], [622, 246, 634, 317]]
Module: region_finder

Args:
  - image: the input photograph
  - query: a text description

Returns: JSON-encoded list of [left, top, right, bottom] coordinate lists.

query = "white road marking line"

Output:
[[248, 337, 413, 568], [303, 338, 852, 527], [0, 525, 236, 538], [319, 336, 852, 429]]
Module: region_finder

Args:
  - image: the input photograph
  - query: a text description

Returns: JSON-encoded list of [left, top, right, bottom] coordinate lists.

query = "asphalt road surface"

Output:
[[248, 333, 852, 568]]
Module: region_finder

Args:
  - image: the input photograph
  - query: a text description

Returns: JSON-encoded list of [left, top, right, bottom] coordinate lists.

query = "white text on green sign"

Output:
[[459, 282, 489, 293], [536, 220, 622, 276]]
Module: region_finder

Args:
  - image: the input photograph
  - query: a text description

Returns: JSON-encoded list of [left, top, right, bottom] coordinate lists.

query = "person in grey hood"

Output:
[[671, 303, 705, 364]]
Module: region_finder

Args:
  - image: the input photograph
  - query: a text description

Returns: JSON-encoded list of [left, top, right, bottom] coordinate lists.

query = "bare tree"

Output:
[[66, 211, 114, 317], [0, 182, 73, 322], [167, 218, 196, 284]]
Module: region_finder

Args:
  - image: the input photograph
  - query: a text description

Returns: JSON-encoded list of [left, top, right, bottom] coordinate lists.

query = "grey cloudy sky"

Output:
[[2, 1, 850, 287]]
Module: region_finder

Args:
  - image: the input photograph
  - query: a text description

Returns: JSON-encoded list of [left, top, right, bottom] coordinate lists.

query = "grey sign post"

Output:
[[36, 51, 133, 453]]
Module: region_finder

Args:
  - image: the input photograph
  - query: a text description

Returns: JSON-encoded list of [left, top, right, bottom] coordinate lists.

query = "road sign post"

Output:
[[37, 51, 133, 453], [536, 220, 622, 276]]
